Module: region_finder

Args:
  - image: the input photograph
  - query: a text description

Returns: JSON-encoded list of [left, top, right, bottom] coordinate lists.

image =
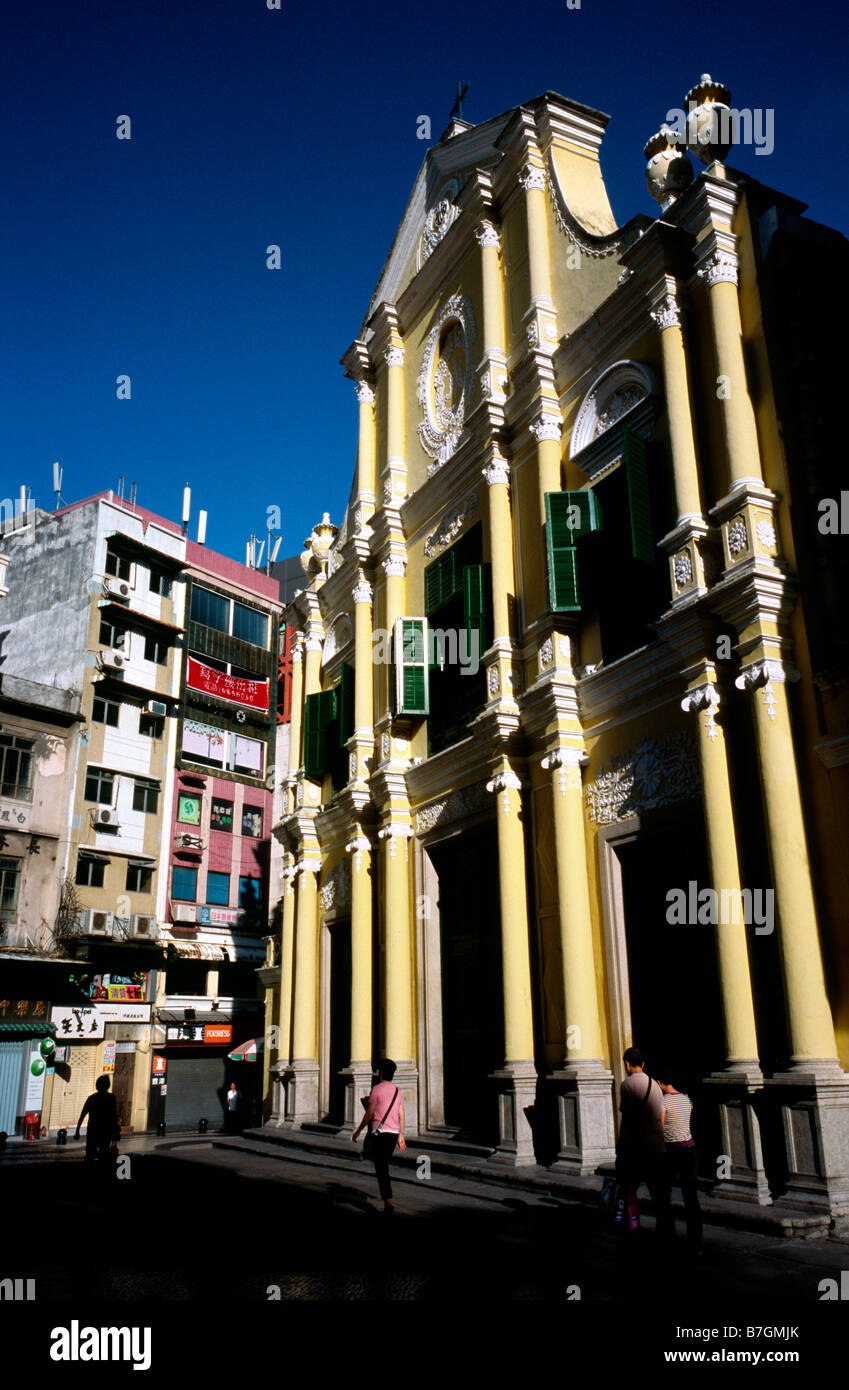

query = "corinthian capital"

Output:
[[384, 345, 405, 367], [650, 294, 681, 332], [355, 380, 375, 404], [697, 252, 739, 288]]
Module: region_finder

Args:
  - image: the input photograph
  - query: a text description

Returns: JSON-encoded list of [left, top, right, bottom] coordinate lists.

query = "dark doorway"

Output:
[[327, 918, 351, 1125], [431, 822, 503, 1145], [616, 805, 725, 1167]]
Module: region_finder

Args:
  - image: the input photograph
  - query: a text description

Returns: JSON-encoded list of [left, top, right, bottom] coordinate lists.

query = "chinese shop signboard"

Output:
[[186, 657, 269, 712]]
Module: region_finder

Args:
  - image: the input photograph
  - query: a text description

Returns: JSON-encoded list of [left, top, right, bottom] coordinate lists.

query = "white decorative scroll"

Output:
[[698, 252, 739, 288], [345, 834, 371, 871], [319, 858, 351, 912], [356, 381, 375, 404], [650, 294, 681, 332], [519, 166, 546, 192], [414, 781, 490, 833], [417, 295, 476, 469], [681, 684, 721, 742], [734, 659, 798, 722], [530, 414, 562, 443], [481, 458, 510, 488], [382, 556, 406, 577], [424, 493, 479, 557], [569, 360, 657, 458], [486, 769, 522, 816], [475, 220, 501, 249], [585, 733, 699, 824], [385, 345, 405, 367], [541, 746, 586, 794], [352, 578, 373, 604], [378, 823, 413, 860]]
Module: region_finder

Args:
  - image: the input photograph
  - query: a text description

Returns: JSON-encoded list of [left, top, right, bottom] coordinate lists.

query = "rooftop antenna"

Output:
[[267, 535, 282, 575], [53, 462, 64, 510], [181, 483, 191, 536], [197, 509, 208, 545], [254, 538, 265, 570], [117, 475, 125, 503], [245, 536, 254, 568], [129, 481, 138, 508]]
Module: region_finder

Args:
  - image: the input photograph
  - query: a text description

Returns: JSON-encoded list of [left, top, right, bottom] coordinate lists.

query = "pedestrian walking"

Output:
[[658, 1074, 703, 1254], [226, 1081, 241, 1134], [352, 1058, 406, 1214], [616, 1047, 673, 1242], [74, 1075, 119, 1170]]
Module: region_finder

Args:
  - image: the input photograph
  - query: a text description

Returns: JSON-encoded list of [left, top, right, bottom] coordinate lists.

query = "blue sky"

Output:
[[3, 0, 846, 566]]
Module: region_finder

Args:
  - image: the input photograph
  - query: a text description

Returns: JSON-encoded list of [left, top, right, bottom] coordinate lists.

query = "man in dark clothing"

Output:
[[75, 1075, 119, 1167], [616, 1047, 673, 1241]]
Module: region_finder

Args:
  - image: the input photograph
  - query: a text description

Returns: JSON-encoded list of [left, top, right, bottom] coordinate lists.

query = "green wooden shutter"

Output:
[[623, 427, 655, 564], [462, 563, 492, 666], [393, 618, 429, 715], [545, 491, 601, 611], [303, 689, 337, 778], [425, 550, 459, 613]]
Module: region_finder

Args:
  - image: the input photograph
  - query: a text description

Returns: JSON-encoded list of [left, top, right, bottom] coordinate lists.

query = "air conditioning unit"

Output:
[[131, 914, 160, 940], [100, 649, 127, 671], [145, 700, 167, 716], [94, 807, 121, 828], [177, 833, 202, 850], [172, 903, 197, 923], [104, 577, 131, 602], [79, 908, 114, 936]]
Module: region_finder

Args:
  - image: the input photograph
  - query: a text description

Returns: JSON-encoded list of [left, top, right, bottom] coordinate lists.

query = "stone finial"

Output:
[[299, 512, 338, 575], [684, 73, 733, 165], [644, 127, 694, 211]]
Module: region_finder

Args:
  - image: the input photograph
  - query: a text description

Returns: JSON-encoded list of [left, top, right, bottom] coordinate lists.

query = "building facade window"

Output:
[[239, 875, 262, 926], [206, 871, 230, 905], [0, 735, 35, 802], [149, 568, 173, 598], [190, 585, 230, 634], [144, 635, 169, 665], [99, 619, 127, 648], [105, 548, 132, 582], [172, 866, 197, 902], [132, 779, 160, 814], [210, 798, 233, 832], [92, 695, 121, 727], [0, 857, 22, 921], [241, 805, 263, 837], [76, 855, 106, 888], [232, 601, 268, 648], [190, 584, 269, 649], [181, 722, 266, 780], [126, 861, 153, 893], [84, 766, 114, 804], [139, 713, 164, 738]]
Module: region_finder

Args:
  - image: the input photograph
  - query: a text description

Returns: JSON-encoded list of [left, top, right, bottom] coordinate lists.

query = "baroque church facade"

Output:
[[265, 77, 849, 1220]]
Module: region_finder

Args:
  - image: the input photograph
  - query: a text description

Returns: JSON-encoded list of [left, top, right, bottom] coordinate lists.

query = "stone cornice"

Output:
[[404, 730, 493, 806], [576, 637, 692, 736]]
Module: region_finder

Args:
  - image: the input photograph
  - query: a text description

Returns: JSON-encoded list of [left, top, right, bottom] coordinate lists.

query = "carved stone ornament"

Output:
[[414, 780, 490, 833], [697, 252, 739, 288], [673, 548, 693, 588], [383, 477, 393, 503], [385, 345, 405, 367], [644, 127, 694, 209], [488, 666, 501, 696], [475, 220, 500, 250], [424, 493, 479, 557], [486, 769, 523, 816], [650, 294, 681, 332], [383, 556, 406, 577], [585, 732, 699, 824], [349, 752, 357, 782], [417, 295, 476, 470], [681, 684, 720, 742], [356, 381, 375, 404], [377, 823, 413, 859], [539, 638, 554, 667], [734, 659, 798, 722], [381, 732, 391, 759], [530, 414, 562, 444], [345, 835, 370, 870], [320, 858, 351, 913], [527, 321, 540, 348], [727, 517, 749, 558], [519, 166, 546, 192], [352, 578, 373, 605], [482, 459, 510, 488], [419, 179, 460, 267], [304, 633, 324, 653], [756, 517, 777, 551], [291, 635, 304, 664], [541, 747, 585, 795], [569, 360, 657, 458]]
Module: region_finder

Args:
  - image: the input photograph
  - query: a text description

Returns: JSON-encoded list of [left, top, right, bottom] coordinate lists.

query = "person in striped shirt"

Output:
[[658, 1076, 703, 1254]]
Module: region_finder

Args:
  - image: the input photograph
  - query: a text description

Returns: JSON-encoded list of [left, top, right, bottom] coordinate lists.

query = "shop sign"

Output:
[[164, 1023, 233, 1045], [0, 800, 31, 830], [197, 906, 239, 926], [152, 1054, 166, 1075], [204, 1025, 233, 1044], [0, 999, 47, 1019], [102, 1040, 116, 1072], [97, 1002, 151, 1023], [50, 1006, 104, 1039], [115, 1042, 136, 1054], [186, 656, 269, 711]]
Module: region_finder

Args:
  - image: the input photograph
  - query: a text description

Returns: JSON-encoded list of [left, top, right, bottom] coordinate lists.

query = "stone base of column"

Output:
[[278, 1060, 320, 1128], [549, 1061, 616, 1174], [488, 1062, 537, 1167], [268, 1060, 290, 1125], [703, 1064, 772, 1205], [338, 1062, 376, 1134], [390, 1061, 420, 1139], [766, 1061, 849, 1222]]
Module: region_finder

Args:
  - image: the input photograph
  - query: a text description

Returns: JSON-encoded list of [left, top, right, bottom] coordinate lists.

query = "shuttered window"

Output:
[[623, 427, 655, 564], [545, 490, 602, 612], [394, 618, 429, 716], [303, 689, 337, 779], [462, 563, 492, 660]]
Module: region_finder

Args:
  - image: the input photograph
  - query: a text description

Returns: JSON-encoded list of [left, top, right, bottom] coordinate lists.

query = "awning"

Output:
[[168, 942, 229, 960], [0, 1022, 56, 1038], [228, 1037, 262, 1061], [77, 850, 112, 863]]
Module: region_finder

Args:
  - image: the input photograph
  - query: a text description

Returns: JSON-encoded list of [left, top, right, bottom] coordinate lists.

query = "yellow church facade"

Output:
[[266, 79, 849, 1221]]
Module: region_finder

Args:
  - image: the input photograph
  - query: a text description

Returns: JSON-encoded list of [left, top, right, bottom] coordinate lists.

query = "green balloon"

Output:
[[30, 1057, 46, 1076], [40, 1036, 55, 1058]]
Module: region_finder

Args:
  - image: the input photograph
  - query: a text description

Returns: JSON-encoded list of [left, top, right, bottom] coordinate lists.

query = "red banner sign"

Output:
[[186, 657, 269, 711]]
